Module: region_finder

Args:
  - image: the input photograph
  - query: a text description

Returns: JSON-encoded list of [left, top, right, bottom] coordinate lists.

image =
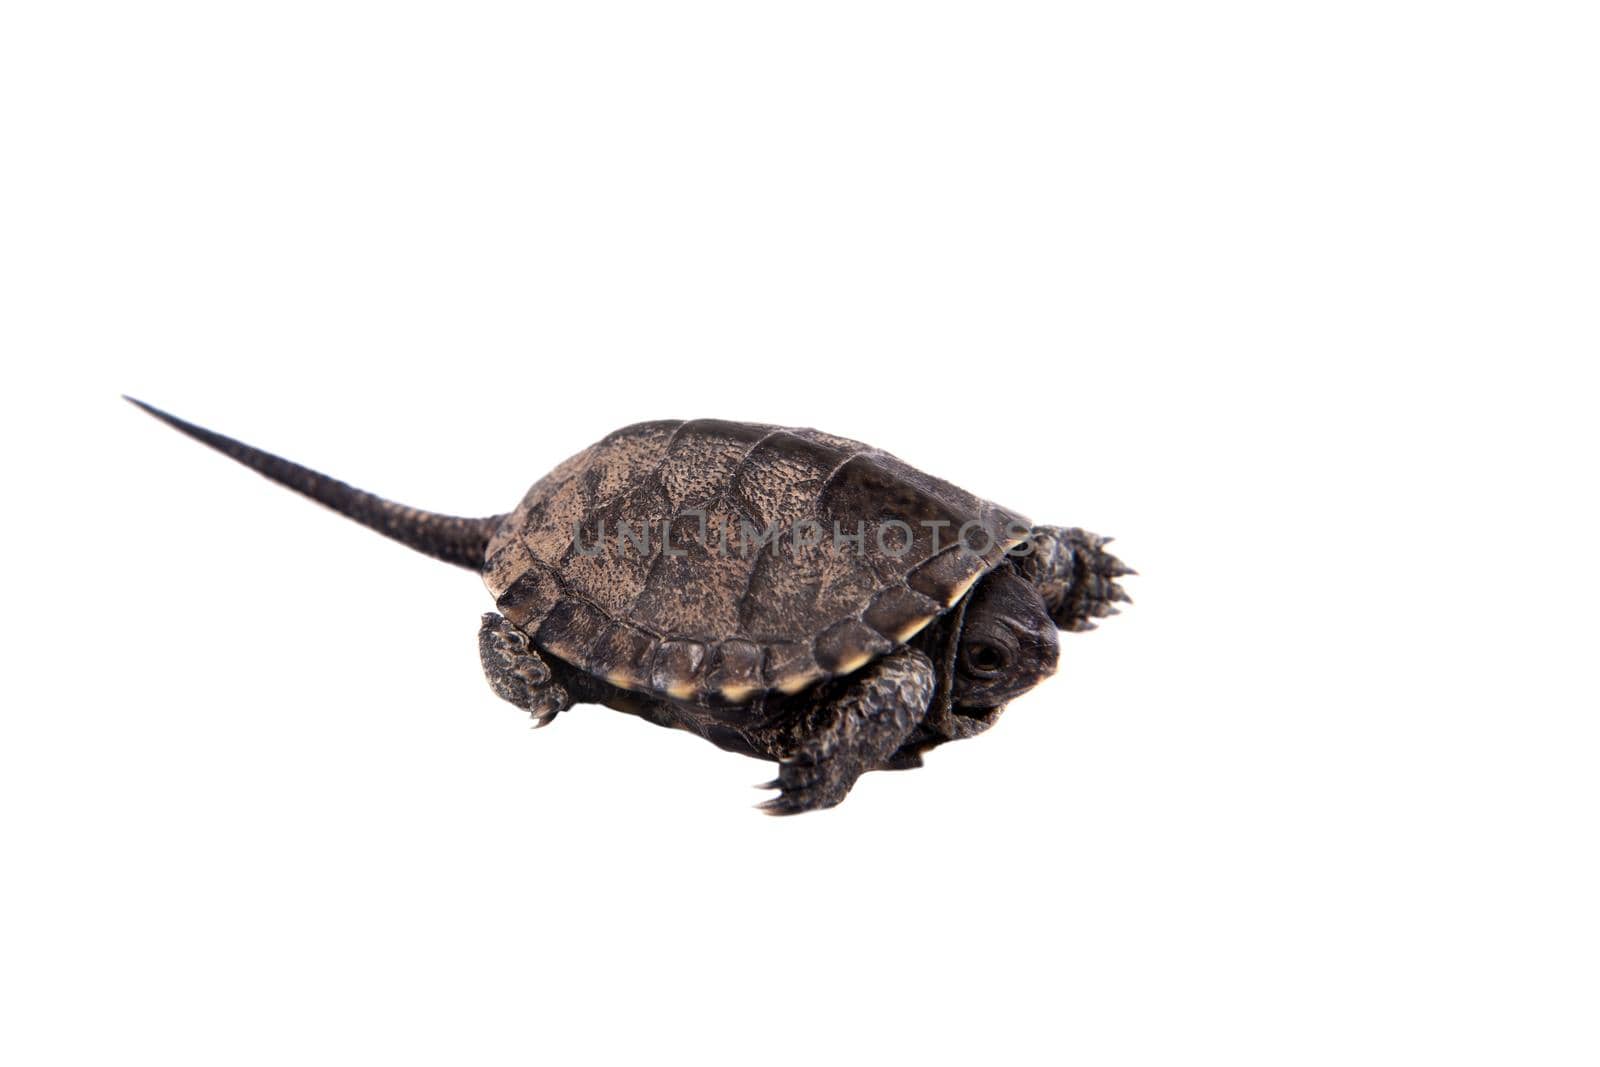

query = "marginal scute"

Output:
[[906, 548, 990, 607], [495, 565, 562, 628], [535, 597, 611, 665], [706, 640, 762, 703], [651, 639, 708, 700], [863, 585, 945, 643], [590, 621, 658, 692], [763, 641, 822, 694], [981, 503, 1032, 547], [482, 537, 533, 600], [813, 619, 893, 676]]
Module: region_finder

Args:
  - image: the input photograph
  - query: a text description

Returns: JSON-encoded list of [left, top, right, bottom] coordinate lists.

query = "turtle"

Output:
[[128, 399, 1133, 813]]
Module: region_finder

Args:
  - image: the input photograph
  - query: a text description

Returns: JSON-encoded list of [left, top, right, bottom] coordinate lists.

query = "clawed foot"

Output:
[[478, 612, 570, 726], [1019, 526, 1136, 632], [754, 750, 855, 816], [752, 645, 936, 815]]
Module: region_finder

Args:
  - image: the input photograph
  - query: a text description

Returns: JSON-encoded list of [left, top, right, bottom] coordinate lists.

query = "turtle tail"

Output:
[[125, 397, 504, 571]]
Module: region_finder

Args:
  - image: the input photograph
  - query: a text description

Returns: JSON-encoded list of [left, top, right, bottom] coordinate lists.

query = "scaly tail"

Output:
[[125, 397, 504, 570]]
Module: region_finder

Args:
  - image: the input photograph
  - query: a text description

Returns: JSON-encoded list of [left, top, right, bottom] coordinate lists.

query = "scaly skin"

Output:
[[753, 647, 935, 814], [478, 613, 570, 727], [1015, 526, 1136, 632], [129, 399, 1133, 815]]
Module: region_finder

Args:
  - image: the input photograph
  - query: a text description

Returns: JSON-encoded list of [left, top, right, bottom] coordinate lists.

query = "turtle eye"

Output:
[[961, 641, 1008, 678]]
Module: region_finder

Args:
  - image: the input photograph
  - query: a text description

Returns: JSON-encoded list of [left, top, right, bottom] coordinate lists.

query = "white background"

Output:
[[2, 2, 1595, 1064]]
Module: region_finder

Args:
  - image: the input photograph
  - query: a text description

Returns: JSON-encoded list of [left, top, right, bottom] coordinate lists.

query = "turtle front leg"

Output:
[[758, 647, 935, 815], [1015, 525, 1135, 632], [478, 612, 570, 727]]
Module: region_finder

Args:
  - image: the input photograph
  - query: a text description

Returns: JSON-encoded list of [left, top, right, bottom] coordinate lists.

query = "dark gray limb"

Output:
[[1015, 525, 1135, 632], [479, 613, 570, 726], [758, 646, 935, 815]]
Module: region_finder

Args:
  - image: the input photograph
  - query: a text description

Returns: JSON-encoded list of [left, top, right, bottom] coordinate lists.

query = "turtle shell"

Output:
[[482, 420, 1030, 704]]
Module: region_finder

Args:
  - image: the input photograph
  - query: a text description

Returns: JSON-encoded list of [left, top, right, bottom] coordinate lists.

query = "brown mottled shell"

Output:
[[482, 420, 1029, 705]]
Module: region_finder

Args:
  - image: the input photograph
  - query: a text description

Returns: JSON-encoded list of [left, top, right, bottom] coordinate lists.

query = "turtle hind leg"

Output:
[[757, 647, 935, 815], [1016, 525, 1135, 632], [478, 613, 570, 726]]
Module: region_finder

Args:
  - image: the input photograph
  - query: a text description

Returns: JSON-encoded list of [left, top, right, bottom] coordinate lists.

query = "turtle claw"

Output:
[[480, 613, 571, 725], [754, 757, 852, 815], [1016, 526, 1136, 632], [756, 795, 805, 816]]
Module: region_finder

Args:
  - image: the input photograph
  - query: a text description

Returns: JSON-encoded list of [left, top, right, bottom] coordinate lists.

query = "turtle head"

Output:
[[948, 565, 1059, 717]]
